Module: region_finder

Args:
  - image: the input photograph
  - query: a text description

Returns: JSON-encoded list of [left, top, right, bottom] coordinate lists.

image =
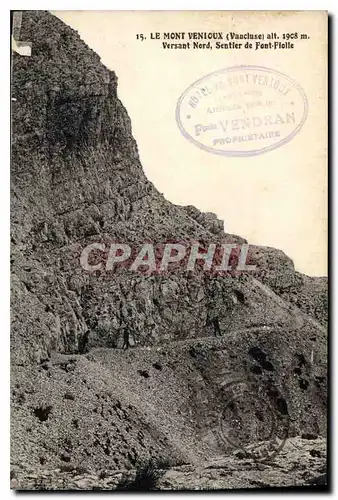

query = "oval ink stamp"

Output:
[[217, 375, 290, 462], [176, 65, 308, 157]]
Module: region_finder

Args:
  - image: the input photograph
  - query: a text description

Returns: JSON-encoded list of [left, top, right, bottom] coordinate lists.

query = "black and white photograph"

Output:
[[10, 7, 328, 492]]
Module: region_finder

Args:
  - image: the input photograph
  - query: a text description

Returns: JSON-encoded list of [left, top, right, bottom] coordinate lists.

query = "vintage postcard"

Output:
[[11, 10, 327, 490]]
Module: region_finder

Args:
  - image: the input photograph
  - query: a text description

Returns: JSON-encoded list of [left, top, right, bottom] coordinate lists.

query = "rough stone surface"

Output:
[[11, 437, 326, 490], [11, 11, 327, 490]]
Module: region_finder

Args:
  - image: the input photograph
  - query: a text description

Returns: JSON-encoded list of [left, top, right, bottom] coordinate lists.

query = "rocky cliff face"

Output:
[[11, 11, 327, 490]]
